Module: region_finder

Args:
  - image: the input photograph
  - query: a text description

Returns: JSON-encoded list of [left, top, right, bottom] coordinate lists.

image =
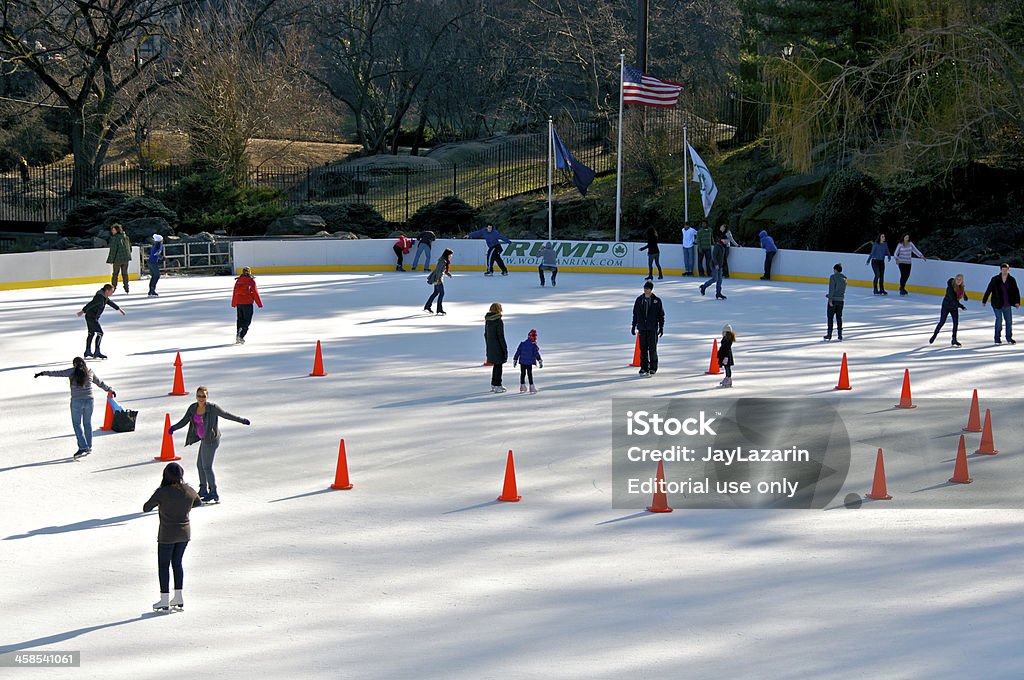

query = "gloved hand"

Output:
[[513, 360, 518, 367], [658, 328, 664, 337], [538, 361, 543, 369], [631, 327, 636, 336], [167, 427, 174, 436], [109, 390, 117, 398], [33, 372, 41, 378], [242, 418, 251, 425]]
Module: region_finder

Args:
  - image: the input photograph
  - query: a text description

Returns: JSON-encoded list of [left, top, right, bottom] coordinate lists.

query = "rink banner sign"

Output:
[[612, 398, 1024, 510], [501, 241, 631, 268]]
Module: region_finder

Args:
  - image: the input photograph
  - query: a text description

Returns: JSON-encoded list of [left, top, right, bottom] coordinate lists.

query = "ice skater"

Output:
[[538, 242, 558, 287], [231, 267, 263, 344], [425, 248, 453, 315], [484, 303, 508, 392], [866, 233, 891, 295], [981, 263, 1021, 345], [78, 284, 125, 359], [148, 233, 164, 296], [107, 223, 132, 293], [393, 233, 413, 272], [719, 224, 740, 277], [411, 229, 436, 271], [513, 329, 543, 393], [929, 274, 968, 346], [144, 462, 202, 612], [823, 263, 847, 342], [699, 237, 728, 300], [34, 357, 116, 458], [758, 229, 778, 280], [717, 324, 736, 387], [631, 280, 665, 376], [893, 234, 927, 295], [167, 386, 251, 504], [467, 224, 512, 276], [639, 227, 663, 280], [681, 222, 697, 276]]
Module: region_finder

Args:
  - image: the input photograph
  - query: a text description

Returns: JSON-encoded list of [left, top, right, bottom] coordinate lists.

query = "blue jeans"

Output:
[[682, 246, 696, 273], [148, 261, 160, 293], [411, 243, 431, 270], [70, 398, 94, 451], [993, 306, 1014, 341], [426, 282, 445, 312], [197, 439, 220, 494], [701, 267, 723, 296]]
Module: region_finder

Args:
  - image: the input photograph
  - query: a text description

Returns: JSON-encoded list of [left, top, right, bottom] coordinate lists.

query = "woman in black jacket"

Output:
[[144, 462, 202, 611], [929, 274, 968, 346], [484, 303, 508, 393], [639, 227, 663, 281]]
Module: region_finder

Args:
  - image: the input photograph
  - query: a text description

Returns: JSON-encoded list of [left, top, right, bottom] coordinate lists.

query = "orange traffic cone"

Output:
[[704, 339, 721, 375], [835, 353, 852, 390], [894, 369, 916, 409], [99, 392, 115, 431], [865, 448, 892, 500], [646, 460, 673, 512], [154, 413, 181, 461], [974, 409, 999, 455], [309, 340, 327, 377], [497, 450, 521, 502], [962, 389, 982, 432], [167, 352, 187, 396], [630, 335, 641, 367], [948, 435, 973, 483], [330, 438, 353, 490]]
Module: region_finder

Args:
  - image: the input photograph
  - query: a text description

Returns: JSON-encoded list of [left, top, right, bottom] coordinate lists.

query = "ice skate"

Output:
[[520, 384, 527, 393], [153, 593, 170, 611], [529, 385, 537, 394], [169, 590, 184, 610]]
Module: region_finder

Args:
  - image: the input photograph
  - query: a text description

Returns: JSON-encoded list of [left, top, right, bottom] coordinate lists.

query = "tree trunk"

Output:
[[69, 113, 98, 196]]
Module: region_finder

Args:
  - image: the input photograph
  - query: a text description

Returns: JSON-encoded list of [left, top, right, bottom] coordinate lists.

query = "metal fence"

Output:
[[142, 240, 233, 274], [1, 92, 759, 226]]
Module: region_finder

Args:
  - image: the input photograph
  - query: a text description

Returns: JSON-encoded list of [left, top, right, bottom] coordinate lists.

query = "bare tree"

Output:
[[0, 0, 184, 191], [169, 0, 318, 183]]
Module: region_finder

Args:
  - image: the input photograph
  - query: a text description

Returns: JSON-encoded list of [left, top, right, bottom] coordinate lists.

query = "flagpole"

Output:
[[547, 117, 553, 242], [615, 51, 625, 243], [683, 125, 689, 224]]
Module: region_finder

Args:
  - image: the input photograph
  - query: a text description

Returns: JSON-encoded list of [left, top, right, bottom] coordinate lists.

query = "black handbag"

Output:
[[112, 409, 138, 433]]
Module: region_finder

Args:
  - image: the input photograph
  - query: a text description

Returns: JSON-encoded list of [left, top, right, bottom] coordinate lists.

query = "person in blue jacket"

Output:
[[758, 229, 778, 280], [513, 329, 543, 393], [148, 234, 164, 297], [866, 233, 892, 295], [467, 224, 512, 276]]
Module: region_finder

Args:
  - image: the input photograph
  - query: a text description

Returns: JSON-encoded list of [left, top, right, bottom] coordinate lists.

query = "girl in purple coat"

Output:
[[513, 329, 543, 393]]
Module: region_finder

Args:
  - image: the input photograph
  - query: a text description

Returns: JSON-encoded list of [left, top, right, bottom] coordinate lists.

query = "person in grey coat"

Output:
[[538, 242, 558, 286], [699, 238, 728, 300], [144, 462, 202, 611], [35, 356, 115, 458], [168, 386, 250, 503], [823, 263, 848, 341]]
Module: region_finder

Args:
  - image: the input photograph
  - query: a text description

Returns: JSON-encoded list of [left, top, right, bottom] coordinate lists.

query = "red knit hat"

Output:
[[528, 329, 537, 340]]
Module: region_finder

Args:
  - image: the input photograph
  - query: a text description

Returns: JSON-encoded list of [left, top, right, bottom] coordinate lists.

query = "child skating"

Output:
[[513, 329, 543, 393], [77, 284, 125, 359], [231, 267, 263, 344], [717, 323, 736, 387]]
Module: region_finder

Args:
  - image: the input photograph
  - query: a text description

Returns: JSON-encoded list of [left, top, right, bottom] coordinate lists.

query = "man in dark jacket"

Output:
[[467, 224, 512, 276], [699, 238, 728, 300], [631, 281, 665, 376], [982, 263, 1021, 344], [77, 284, 126, 359], [411, 230, 436, 271], [759, 229, 778, 280], [696, 222, 713, 277]]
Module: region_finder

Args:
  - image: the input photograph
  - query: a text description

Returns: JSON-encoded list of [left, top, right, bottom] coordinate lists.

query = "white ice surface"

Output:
[[1, 271, 1022, 679]]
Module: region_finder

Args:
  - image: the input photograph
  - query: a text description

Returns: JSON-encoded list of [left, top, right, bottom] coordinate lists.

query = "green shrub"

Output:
[[158, 170, 287, 235], [104, 196, 178, 224], [61, 190, 131, 236], [408, 196, 477, 235], [297, 202, 386, 236]]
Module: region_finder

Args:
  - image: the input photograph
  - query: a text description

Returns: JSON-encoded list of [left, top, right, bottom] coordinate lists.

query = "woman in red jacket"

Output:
[[231, 267, 263, 344], [393, 234, 413, 272]]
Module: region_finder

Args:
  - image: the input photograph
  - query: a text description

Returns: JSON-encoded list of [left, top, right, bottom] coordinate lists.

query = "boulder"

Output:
[[182, 231, 217, 243], [266, 214, 328, 236], [124, 217, 174, 243], [331, 231, 360, 239], [738, 173, 828, 239], [92, 237, 108, 248]]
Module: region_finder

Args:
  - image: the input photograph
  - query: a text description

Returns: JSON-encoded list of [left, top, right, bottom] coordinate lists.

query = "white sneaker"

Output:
[[153, 593, 170, 611], [169, 590, 184, 609]]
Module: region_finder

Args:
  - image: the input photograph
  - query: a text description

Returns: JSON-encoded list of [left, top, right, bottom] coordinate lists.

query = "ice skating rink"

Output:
[[1, 271, 1022, 679]]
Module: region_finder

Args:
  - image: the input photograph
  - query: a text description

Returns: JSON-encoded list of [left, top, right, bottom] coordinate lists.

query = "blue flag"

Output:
[[552, 128, 596, 197]]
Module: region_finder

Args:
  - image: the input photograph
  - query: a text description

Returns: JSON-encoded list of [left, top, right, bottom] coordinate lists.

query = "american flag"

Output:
[[623, 65, 683, 107]]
